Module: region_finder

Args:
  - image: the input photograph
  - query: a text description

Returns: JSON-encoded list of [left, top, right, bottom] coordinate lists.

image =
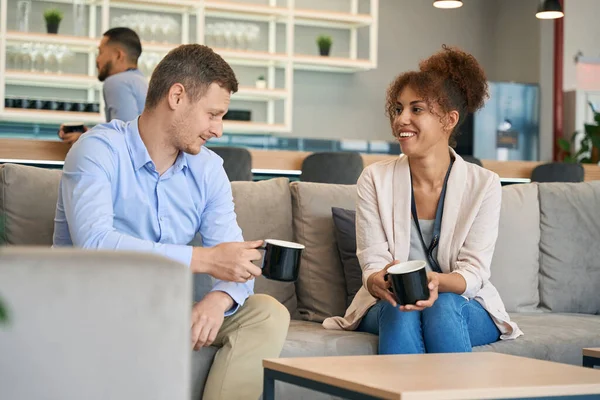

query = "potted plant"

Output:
[[44, 8, 63, 34], [255, 75, 266, 89], [316, 35, 332, 57], [558, 102, 600, 163]]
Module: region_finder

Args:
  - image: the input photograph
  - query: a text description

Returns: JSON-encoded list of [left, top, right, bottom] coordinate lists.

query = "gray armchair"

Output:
[[0, 248, 191, 400], [210, 147, 253, 181], [531, 162, 584, 183], [300, 152, 364, 185]]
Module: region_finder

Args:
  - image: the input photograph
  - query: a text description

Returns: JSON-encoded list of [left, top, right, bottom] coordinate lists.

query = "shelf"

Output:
[[0, 109, 104, 125], [205, 1, 288, 20], [5, 31, 98, 52], [293, 55, 374, 73], [141, 42, 177, 53], [293, 9, 373, 28], [110, 0, 198, 11], [222, 121, 288, 134], [234, 86, 288, 101], [5, 70, 100, 90]]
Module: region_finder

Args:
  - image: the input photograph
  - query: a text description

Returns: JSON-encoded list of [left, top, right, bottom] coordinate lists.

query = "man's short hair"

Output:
[[103, 27, 142, 64], [145, 44, 238, 110]]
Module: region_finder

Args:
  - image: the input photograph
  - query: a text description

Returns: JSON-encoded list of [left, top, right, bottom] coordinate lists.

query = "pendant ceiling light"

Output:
[[433, 1, 463, 9], [536, 0, 564, 19]]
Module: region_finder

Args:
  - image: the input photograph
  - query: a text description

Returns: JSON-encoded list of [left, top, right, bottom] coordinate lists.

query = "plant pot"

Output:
[[255, 80, 266, 89], [319, 47, 330, 56], [46, 21, 60, 34]]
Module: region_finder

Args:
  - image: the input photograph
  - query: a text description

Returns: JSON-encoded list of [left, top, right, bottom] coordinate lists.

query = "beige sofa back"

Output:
[[4, 163, 598, 320]]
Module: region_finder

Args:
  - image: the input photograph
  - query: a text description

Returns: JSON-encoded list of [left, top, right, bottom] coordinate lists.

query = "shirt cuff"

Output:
[[453, 269, 481, 299], [210, 281, 252, 317], [161, 244, 193, 268]]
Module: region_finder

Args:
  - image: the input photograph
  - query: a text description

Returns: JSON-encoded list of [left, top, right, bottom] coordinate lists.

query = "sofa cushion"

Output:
[[0, 164, 62, 245], [331, 207, 362, 307], [291, 182, 357, 322], [282, 320, 377, 358], [538, 182, 600, 314], [231, 178, 297, 317], [489, 183, 541, 312], [475, 312, 600, 365]]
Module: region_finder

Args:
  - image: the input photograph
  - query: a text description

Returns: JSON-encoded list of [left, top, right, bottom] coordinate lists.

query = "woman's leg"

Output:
[[421, 293, 500, 353], [465, 300, 501, 347], [357, 301, 425, 354]]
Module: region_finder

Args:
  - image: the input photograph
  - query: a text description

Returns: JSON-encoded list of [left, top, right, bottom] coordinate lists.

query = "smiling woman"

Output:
[[323, 45, 523, 354]]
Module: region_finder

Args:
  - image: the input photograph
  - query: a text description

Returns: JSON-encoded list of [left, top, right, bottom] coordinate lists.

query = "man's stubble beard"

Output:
[[97, 61, 112, 82]]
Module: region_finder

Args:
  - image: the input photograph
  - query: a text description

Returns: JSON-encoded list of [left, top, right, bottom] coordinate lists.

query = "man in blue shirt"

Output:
[[53, 44, 290, 400], [58, 27, 148, 144]]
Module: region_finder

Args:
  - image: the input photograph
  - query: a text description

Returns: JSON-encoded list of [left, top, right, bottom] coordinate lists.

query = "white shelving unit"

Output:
[[0, 0, 379, 133]]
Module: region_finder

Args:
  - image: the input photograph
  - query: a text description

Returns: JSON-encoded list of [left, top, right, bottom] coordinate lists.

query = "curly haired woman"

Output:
[[323, 46, 523, 354]]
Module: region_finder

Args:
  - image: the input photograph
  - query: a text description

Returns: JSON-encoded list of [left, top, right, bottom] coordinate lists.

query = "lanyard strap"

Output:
[[410, 161, 453, 273]]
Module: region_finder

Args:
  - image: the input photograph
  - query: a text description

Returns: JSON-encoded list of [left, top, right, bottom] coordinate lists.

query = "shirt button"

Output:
[[159, 216, 164, 221]]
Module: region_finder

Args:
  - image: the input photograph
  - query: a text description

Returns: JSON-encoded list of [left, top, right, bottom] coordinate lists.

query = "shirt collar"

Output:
[[125, 118, 153, 171], [125, 118, 188, 173]]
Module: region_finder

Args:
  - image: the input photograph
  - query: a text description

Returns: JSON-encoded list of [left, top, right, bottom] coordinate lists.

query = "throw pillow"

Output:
[[331, 207, 363, 307]]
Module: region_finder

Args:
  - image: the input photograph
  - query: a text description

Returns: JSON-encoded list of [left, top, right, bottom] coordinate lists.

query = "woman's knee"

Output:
[[427, 293, 466, 316], [379, 301, 421, 327]]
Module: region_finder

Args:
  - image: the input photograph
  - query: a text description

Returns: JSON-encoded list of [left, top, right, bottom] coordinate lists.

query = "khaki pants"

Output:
[[202, 294, 290, 400]]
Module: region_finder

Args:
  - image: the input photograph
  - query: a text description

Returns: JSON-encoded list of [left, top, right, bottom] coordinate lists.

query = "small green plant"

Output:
[[316, 35, 332, 55], [558, 102, 600, 163], [43, 8, 63, 25], [257, 75, 265, 81]]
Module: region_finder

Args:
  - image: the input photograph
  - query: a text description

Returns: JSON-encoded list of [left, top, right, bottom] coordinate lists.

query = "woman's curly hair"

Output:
[[385, 45, 489, 146]]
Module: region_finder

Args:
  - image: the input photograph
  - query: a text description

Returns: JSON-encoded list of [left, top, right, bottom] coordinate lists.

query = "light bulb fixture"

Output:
[[433, 0, 463, 9], [536, 0, 564, 19]]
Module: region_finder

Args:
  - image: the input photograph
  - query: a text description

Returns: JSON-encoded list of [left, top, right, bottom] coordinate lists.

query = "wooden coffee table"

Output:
[[263, 353, 600, 400], [584, 348, 600, 368]]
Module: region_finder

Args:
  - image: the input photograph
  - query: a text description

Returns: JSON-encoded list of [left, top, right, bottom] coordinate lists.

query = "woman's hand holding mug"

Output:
[[399, 271, 439, 312], [366, 261, 401, 307]]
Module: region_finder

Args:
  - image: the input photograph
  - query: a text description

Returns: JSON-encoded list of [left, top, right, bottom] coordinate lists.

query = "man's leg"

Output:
[[202, 294, 290, 400]]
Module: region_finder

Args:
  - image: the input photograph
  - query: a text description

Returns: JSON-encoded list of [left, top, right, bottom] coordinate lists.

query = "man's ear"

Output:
[[114, 46, 128, 64], [167, 83, 185, 110]]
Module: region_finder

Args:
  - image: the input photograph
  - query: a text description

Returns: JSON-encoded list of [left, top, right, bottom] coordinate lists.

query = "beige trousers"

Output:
[[202, 294, 290, 400]]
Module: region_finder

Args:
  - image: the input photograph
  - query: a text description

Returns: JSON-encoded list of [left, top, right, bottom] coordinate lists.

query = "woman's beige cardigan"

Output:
[[323, 149, 522, 340]]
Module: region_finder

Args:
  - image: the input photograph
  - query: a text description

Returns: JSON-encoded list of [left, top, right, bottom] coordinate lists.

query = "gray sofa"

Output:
[[1, 163, 600, 400]]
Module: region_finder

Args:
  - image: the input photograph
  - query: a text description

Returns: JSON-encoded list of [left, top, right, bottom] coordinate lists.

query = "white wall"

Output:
[[488, 0, 540, 84], [563, 0, 600, 91], [290, 0, 554, 163], [290, 0, 497, 141]]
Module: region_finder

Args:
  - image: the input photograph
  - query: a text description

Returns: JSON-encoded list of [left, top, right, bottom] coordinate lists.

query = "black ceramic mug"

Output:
[[259, 239, 304, 282], [385, 260, 430, 306]]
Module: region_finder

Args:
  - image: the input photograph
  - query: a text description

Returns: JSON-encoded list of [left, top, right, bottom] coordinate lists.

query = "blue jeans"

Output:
[[357, 293, 500, 354]]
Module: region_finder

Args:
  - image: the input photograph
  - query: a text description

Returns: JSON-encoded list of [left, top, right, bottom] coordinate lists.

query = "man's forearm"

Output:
[[191, 247, 215, 274]]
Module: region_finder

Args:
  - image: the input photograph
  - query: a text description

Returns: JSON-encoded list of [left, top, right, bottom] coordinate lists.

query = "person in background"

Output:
[[323, 45, 522, 353], [53, 44, 290, 400], [58, 27, 148, 144]]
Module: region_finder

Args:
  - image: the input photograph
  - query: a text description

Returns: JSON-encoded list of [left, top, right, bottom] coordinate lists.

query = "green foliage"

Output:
[[558, 102, 600, 163], [316, 35, 333, 51], [43, 8, 63, 25], [0, 296, 8, 326]]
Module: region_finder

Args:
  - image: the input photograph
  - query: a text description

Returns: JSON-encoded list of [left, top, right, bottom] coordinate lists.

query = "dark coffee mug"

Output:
[[259, 239, 304, 282], [62, 122, 85, 133], [385, 260, 430, 306]]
